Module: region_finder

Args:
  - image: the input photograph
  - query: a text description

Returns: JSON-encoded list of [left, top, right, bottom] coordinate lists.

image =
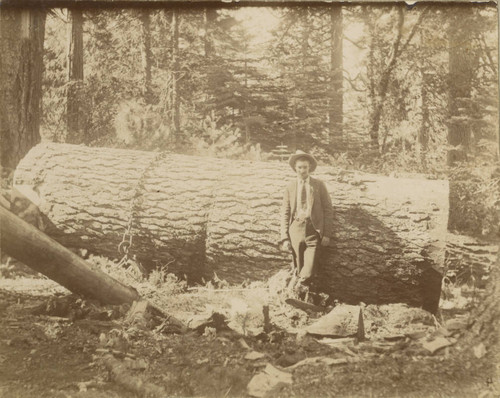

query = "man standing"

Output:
[[279, 150, 334, 294]]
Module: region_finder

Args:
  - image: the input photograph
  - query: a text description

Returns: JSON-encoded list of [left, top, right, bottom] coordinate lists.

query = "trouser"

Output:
[[289, 217, 321, 284]]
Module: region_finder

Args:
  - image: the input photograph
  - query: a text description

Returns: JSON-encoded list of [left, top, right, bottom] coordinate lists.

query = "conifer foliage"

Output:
[[38, 5, 497, 168]]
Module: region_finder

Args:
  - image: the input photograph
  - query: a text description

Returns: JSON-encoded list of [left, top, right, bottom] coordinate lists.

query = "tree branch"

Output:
[[479, 34, 498, 77], [344, 35, 367, 50], [344, 74, 366, 93], [275, 12, 301, 47], [385, 5, 405, 70], [398, 5, 431, 57]]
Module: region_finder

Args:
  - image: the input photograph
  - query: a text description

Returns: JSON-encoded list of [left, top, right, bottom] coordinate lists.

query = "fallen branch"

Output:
[[101, 354, 166, 398], [0, 205, 140, 305]]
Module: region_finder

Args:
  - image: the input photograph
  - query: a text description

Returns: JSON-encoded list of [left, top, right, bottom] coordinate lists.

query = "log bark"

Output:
[[0, 205, 140, 305], [12, 143, 449, 311]]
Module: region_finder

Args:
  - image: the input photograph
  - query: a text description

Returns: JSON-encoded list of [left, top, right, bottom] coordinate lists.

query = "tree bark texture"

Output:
[[171, 9, 181, 139], [139, 9, 153, 104], [0, 7, 45, 171], [13, 143, 449, 310], [66, 8, 84, 144], [447, 7, 477, 166], [329, 5, 343, 141], [0, 205, 140, 305], [203, 8, 216, 58], [418, 68, 430, 166], [467, 250, 500, 349], [445, 233, 498, 289]]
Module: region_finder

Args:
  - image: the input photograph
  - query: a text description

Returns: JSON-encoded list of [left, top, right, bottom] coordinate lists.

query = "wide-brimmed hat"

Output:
[[288, 150, 317, 172]]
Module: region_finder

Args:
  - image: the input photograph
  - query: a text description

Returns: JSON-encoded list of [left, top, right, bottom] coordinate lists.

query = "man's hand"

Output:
[[280, 240, 292, 251], [321, 236, 331, 247]]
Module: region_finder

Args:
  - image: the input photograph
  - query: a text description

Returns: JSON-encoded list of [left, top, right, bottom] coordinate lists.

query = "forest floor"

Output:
[[0, 259, 499, 398]]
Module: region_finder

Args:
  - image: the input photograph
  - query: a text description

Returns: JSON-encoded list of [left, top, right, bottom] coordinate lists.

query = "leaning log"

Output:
[[0, 205, 140, 305], [12, 143, 449, 311]]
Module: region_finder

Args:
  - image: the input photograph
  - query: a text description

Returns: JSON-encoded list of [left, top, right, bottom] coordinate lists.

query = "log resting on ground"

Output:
[[0, 205, 140, 305], [12, 143, 449, 311]]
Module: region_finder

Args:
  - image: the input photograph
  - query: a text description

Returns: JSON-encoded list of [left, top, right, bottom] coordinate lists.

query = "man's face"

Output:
[[295, 159, 310, 180]]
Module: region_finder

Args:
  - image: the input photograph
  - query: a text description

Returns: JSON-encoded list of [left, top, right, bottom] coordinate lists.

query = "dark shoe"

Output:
[[295, 282, 309, 301]]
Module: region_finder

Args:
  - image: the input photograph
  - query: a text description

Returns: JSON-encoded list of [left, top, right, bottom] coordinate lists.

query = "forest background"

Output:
[[2, 4, 499, 243]]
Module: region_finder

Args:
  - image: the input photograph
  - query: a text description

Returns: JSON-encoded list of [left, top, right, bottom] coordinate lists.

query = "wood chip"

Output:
[[247, 364, 292, 398], [285, 298, 326, 313], [245, 351, 266, 361], [383, 334, 406, 341], [406, 330, 427, 340], [422, 337, 453, 354], [473, 343, 486, 359], [445, 319, 468, 331], [306, 305, 363, 337], [435, 327, 454, 337], [316, 337, 356, 346], [239, 338, 251, 350], [286, 356, 348, 370]]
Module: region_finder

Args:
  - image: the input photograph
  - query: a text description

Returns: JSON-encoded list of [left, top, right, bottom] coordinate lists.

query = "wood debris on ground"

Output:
[[286, 356, 349, 370], [305, 304, 364, 338], [247, 364, 292, 398], [244, 351, 266, 360], [422, 337, 455, 354], [0, 274, 492, 398], [100, 354, 166, 398]]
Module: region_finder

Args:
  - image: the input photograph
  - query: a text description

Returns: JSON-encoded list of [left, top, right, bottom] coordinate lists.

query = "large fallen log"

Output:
[[0, 205, 140, 305], [12, 143, 448, 311]]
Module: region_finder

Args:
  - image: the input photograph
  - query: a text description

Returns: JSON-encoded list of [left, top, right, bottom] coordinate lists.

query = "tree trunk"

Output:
[[0, 7, 45, 171], [367, 6, 428, 151], [418, 68, 430, 167], [0, 205, 140, 305], [301, 8, 310, 72], [467, 250, 500, 348], [139, 9, 152, 104], [203, 8, 216, 58], [13, 143, 450, 311], [454, 250, 500, 369], [447, 7, 477, 166], [445, 233, 498, 289], [368, 6, 404, 150], [329, 5, 343, 143], [66, 8, 84, 144], [171, 8, 180, 140], [157, 10, 170, 70], [202, 8, 216, 119], [296, 8, 311, 150]]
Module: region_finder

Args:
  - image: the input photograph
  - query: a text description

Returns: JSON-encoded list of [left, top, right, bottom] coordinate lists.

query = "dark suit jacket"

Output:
[[280, 176, 334, 243]]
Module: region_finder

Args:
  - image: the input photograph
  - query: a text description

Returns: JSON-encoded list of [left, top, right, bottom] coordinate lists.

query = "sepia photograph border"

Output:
[[0, 0, 499, 396]]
